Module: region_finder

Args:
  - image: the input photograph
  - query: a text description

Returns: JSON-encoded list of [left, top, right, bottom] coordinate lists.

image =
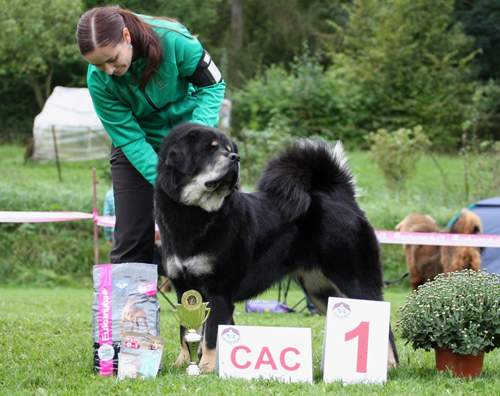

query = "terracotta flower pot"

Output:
[[434, 347, 484, 378]]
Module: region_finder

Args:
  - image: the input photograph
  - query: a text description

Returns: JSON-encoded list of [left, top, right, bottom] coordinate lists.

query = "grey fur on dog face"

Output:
[[180, 154, 240, 212]]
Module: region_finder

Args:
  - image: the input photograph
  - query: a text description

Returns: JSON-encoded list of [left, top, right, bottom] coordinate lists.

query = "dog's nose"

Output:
[[228, 153, 240, 162]]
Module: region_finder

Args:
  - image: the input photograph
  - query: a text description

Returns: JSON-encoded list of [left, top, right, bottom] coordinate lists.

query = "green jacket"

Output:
[[87, 17, 226, 185]]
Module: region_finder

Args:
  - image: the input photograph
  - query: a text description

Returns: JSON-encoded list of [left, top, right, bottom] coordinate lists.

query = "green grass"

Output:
[[2, 143, 500, 393], [1, 286, 500, 395]]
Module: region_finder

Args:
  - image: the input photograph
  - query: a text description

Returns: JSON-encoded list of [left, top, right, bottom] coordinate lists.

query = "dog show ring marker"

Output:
[[322, 297, 391, 384], [215, 325, 313, 383]]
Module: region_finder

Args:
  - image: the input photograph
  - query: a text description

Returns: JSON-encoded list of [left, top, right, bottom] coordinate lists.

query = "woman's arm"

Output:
[[87, 71, 159, 185], [173, 35, 226, 128]]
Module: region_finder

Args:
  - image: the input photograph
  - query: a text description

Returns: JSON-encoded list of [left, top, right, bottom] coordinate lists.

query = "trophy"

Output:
[[172, 290, 211, 375]]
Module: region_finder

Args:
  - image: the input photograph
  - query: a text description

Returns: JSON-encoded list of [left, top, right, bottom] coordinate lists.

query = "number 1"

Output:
[[345, 321, 369, 373]]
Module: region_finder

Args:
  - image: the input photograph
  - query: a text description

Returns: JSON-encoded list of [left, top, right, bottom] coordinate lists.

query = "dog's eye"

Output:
[[227, 146, 231, 152], [211, 141, 218, 146]]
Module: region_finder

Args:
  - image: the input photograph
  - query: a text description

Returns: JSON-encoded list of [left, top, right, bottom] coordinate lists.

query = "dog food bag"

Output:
[[117, 331, 165, 380], [92, 263, 160, 376]]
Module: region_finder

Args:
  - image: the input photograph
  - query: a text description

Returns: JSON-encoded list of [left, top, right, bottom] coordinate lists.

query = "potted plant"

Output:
[[397, 269, 500, 378]]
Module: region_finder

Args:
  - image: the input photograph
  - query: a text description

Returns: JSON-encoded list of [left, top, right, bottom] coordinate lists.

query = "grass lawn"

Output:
[[2, 144, 500, 394], [1, 285, 499, 395]]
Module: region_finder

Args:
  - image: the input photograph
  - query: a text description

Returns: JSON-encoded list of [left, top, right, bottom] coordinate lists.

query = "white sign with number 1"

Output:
[[321, 297, 391, 384]]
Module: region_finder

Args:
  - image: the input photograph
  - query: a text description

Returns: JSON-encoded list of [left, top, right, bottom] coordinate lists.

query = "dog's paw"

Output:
[[387, 345, 398, 369], [174, 347, 191, 366], [199, 349, 216, 372]]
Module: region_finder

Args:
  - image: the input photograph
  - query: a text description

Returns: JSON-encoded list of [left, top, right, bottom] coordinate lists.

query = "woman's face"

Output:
[[83, 28, 133, 76]]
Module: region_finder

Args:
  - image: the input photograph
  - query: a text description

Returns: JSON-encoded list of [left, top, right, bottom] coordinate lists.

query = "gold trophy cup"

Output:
[[172, 290, 211, 375]]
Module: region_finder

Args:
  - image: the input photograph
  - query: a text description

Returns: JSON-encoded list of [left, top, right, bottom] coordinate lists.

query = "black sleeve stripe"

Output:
[[187, 49, 222, 87]]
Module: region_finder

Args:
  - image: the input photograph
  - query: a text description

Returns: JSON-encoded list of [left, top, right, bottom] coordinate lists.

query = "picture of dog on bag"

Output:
[[120, 298, 150, 336]]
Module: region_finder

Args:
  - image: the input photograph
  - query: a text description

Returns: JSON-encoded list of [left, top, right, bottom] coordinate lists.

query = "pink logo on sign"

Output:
[[138, 282, 157, 296]]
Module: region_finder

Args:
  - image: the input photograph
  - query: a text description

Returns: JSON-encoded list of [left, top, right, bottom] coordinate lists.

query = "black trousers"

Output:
[[109, 145, 155, 264]]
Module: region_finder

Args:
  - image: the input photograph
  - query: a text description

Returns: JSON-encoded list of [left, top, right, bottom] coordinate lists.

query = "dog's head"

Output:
[[449, 209, 483, 235], [396, 213, 438, 232], [156, 123, 240, 212]]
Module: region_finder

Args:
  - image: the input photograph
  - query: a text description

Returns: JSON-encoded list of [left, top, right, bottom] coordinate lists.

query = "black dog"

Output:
[[154, 123, 398, 371]]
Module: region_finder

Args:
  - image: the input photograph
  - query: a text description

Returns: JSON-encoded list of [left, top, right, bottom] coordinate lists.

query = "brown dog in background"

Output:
[[396, 210, 483, 291], [396, 213, 443, 291], [441, 209, 483, 273]]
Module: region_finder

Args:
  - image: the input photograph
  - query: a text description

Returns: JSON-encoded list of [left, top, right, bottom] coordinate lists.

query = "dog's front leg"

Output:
[[175, 325, 205, 366], [199, 294, 235, 372], [175, 326, 191, 365]]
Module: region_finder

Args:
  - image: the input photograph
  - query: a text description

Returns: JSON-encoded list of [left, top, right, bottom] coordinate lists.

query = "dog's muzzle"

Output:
[[227, 153, 240, 163], [204, 153, 240, 190]]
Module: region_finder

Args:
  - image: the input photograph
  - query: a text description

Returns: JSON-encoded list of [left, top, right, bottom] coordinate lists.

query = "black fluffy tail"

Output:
[[257, 140, 356, 222]]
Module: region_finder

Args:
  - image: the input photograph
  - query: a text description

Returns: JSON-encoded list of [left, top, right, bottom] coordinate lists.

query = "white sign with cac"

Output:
[[322, 297, 391, 384], [215, 325, 313, 383]]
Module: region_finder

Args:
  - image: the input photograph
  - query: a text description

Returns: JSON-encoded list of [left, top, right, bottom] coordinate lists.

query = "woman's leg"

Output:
[[110, 145, 155, 264]]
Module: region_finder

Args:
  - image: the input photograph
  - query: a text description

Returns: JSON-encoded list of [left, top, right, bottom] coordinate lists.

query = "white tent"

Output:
[[32, 86, 111, 162]]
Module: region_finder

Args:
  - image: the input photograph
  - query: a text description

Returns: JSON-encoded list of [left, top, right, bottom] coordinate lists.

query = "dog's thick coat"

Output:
[[154, 123, 398, 371], [396, 213, 443, 291], [397, 210, 483, 291], [441, 209, 483, 274]]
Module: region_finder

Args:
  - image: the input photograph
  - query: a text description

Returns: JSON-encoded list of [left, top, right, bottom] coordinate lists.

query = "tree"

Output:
[[329, 0, 477, 146], [0, 0, 84, 110], [81, 0, 348, 88], [455, 0, 500, 80], [223, 0, 346, 87], [231, 0, 243, 51]]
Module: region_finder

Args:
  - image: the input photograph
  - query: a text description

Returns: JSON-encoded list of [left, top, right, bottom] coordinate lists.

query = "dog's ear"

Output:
[[165, 130, 208, 175], [450, 209, 483, 235], [166, 145, 198, 175]]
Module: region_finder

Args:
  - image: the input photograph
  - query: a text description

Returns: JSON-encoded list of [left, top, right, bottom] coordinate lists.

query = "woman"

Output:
[[76, 6, 225, 264]]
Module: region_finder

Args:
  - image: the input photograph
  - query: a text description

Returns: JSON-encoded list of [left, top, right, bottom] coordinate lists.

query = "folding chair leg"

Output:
[[290, 296, 306, 312]]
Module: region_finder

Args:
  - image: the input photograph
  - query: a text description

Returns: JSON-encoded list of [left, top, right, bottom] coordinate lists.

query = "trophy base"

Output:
[[186, 362, 202, 376]]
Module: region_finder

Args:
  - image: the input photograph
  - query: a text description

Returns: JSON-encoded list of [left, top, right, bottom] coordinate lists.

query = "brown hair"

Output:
[[76, 6, 168, 92]]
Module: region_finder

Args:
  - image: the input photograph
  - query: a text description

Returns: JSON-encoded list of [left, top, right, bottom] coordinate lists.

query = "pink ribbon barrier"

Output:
[[95, 216, 116, 228], [0, 211, 159, 230], [1, 211, 499, 247], [0, 211, 93, 222], [375, 231, 500, 248]]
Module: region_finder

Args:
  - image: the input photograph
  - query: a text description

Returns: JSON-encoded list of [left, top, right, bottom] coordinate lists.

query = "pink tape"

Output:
[[376, 231, 500, 248], [0, 211, 498, 247], [0, 211, 93, 222], [95, 216, 116, 228], [98, 264, 113, 376], [0, 211, 159, 231]]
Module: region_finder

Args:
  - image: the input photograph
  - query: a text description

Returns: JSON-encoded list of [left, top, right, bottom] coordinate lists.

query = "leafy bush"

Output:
[[397, 270, 500, 355], [236, 113, 294, 184], [463, 79, 500, 142], [231, 50, 342, 136], [230, 49, 353, 182], [367, 125, 432, 188]]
